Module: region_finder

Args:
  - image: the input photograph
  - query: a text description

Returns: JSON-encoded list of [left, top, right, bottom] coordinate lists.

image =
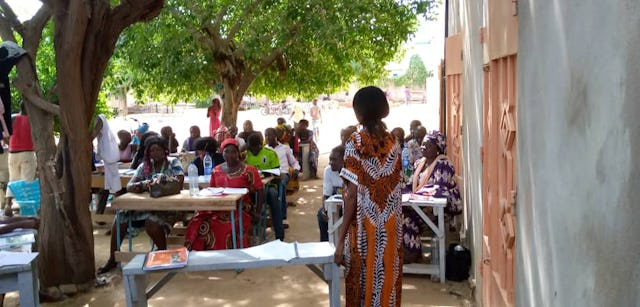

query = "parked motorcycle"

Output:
[[260, 102, 291, 116]]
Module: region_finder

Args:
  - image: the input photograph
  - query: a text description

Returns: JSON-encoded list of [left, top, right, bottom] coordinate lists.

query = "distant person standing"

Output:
[[207, 97, 222, 136], [309, 99, 322, 141], [404, 86, 411, 105], [4, 103, 36, 216], [289, 103, 305, 126]]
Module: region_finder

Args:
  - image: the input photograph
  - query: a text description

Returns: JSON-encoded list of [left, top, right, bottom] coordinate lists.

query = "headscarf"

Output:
[[142, 136, 169, 177], [137, 123, 149, 135], [425, 131, 447, 155], [214, 125, 231, 144]]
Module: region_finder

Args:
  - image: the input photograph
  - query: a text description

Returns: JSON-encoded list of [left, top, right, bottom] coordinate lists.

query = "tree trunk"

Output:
[[4, 0, 165, 291], [221, 86, 242, 127]]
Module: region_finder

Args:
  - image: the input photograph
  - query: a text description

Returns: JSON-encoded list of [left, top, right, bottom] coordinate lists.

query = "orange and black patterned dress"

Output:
[[341, 129, 403, 306]]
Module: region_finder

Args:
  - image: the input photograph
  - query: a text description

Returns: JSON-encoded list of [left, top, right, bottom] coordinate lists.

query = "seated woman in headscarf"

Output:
[[403, 131, 462, 263], [184, 138, 263, 250], [98, 136, 184, 274], [130, 131, 159, 170]]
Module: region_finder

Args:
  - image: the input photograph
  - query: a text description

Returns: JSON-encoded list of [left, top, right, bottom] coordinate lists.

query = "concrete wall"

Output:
[[517, 1, 640, 306], [450, 0, 485, 303]]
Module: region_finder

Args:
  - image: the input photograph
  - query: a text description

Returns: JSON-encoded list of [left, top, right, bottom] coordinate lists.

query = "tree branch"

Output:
[[211, 4, 230, 35], [109, 0, 164, 37], [227, 0, 263, 41], [24, 3, 52, 35], [14, 78, 60, 116], [256, 22, 300, 72], [0, 1, 24, 36]]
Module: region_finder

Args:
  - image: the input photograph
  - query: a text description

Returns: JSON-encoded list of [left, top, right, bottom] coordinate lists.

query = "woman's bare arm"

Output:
[[335, 180, 356, 265]]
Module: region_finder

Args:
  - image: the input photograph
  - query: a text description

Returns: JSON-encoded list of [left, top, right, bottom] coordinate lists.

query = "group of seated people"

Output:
[[98, 120, 301, 274], [316, 120, 463, 265], [97, 116, 462, 273]]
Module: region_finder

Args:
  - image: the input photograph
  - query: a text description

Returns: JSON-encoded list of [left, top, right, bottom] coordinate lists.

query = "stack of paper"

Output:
[[197, 187, 249, 197]]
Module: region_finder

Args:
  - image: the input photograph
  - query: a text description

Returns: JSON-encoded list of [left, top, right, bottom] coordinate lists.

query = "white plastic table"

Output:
[[325, 194, 448, 283], [0, 252, 39, 306], [401, 194, 447, 283]]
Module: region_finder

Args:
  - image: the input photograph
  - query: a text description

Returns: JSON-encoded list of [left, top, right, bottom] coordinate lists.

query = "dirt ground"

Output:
[[3, 103, 474, 306]]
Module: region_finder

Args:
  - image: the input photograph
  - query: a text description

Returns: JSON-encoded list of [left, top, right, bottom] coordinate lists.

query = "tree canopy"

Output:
[[396, 54, 431, 88], [111, 0, 438, 125]]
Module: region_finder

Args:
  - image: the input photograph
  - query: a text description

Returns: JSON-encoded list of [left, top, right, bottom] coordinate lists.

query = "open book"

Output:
[[242, 240, 300, 262], [143, 247, 189, 271]]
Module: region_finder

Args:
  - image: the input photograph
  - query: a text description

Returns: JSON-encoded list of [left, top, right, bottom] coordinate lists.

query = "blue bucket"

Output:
[[18, 200, 39, 216]]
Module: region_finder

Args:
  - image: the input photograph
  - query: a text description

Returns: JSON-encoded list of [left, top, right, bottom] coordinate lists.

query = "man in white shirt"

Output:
[[317, 145, 345, 242], [265, 128, 300, 228]]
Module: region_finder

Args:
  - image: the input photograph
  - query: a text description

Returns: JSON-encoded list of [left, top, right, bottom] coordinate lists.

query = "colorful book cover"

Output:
[[143, 247, 189, 271]]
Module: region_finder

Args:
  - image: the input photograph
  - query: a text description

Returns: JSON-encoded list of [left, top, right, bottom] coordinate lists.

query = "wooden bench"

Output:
[[122, 241, 341, 307]]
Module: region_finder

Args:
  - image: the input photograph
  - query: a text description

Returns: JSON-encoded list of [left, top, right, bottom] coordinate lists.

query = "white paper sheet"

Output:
[[242, 240, 298, 262]]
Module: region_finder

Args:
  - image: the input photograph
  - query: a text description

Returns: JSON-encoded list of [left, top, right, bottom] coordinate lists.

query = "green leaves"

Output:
[[112, 0, 437, 106]]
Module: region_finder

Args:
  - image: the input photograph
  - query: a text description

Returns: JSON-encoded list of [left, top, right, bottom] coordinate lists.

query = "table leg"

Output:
[[116, 211, 122, 253], [124, 274, 148, 307], [325, 263, 341, 307], [230, 208, 237, 249], [238, 199, 243, 248], [438, 206, 445, 284], [16, 262, 38, 307]]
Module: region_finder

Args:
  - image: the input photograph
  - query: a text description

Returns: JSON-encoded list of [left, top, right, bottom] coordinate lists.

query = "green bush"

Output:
[[194, 99, 209, 108]]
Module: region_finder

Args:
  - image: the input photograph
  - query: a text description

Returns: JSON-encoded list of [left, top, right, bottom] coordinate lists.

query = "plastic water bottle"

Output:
[[401, 147, 412, 183], [188, 163, 199, 196], [203, 153, 213, 176]]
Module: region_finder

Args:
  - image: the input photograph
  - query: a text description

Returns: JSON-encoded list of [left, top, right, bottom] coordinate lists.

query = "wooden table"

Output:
[[111, 190, 245, 260]]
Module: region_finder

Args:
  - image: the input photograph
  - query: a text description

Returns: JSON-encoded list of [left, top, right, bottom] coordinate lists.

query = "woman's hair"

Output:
[[353, 86, 389, 137], [194, 137, 218, 155], [332, 144, 346, 158], [117, 130, 132, 150], [160, 126, 174, 138], [142, 136, 169, 177], [131, 131, 159, 170]]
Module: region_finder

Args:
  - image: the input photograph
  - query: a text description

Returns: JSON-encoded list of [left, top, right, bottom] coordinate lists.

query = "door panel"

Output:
[[482, 55, 517, 307]]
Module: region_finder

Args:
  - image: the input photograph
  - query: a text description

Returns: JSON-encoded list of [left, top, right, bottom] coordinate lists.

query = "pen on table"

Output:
[[294, 242, 299, 258]]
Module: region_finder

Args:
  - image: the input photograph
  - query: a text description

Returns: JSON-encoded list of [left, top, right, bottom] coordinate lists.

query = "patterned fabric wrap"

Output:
[[425, 130, 447, 154], [342, 130, 403, 307], [184, 163, 262, 250], [117, 159, 184, 226], [403, 155, 462, 258]]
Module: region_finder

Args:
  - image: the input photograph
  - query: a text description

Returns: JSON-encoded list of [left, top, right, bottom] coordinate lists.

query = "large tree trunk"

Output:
[[4, 0, 165, 293], [219, 72, 255, 127]]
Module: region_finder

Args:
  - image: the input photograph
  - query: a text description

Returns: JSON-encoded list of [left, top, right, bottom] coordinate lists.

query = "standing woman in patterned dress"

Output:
[[334, 86, 404, 306]]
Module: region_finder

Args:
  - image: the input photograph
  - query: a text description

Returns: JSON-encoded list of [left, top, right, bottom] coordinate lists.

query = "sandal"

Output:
[[97, 260, 117, 274]]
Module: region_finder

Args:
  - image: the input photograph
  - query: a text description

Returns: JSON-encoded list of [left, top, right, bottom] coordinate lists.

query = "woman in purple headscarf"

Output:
[[403, 131, 462, 263]]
